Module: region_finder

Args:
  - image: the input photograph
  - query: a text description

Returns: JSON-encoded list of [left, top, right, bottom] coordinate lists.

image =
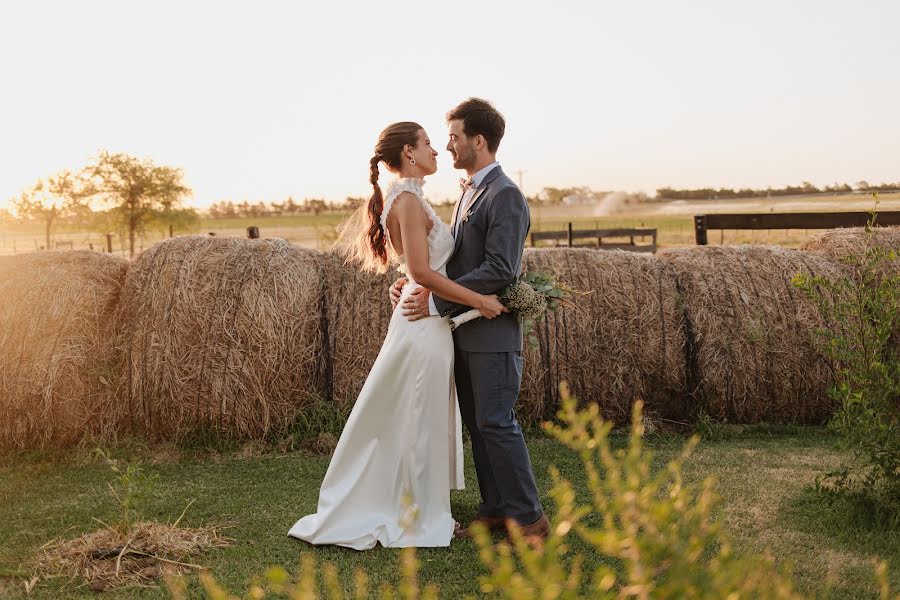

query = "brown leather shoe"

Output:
[[453, 515, 507, 539], [509, 514, 550, 543]]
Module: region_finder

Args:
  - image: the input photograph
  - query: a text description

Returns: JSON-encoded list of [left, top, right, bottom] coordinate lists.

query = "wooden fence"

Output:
[[694, 211, 900, 245], [530, 224, 657, 253]]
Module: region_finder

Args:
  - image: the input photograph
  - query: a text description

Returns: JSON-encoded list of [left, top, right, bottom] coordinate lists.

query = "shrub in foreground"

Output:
[[164, 385, 847, 598]]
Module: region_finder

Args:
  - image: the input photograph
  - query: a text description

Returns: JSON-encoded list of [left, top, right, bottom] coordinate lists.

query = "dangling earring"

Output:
[[409, 158, 416, 165]]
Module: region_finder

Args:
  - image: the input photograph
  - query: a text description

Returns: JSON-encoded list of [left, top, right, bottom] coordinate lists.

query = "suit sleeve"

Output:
[[432, 186, 530, 316]]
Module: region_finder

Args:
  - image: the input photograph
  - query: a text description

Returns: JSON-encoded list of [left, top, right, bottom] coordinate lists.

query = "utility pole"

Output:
[[514, 169, 527, 195]]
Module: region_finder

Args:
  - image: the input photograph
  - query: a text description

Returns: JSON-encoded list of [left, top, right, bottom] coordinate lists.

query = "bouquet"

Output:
[[449, 272, 573, 347]]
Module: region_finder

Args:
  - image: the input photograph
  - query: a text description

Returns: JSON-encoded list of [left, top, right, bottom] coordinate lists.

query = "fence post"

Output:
[[106, 233, 113, 253], [694, 215, 708, 245], [567, 222, 573, 247], [169, 224, 174, 238], [247, 226, 259, 239]]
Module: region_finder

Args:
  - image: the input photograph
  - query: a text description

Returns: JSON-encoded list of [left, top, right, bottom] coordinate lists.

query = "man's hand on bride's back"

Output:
[[478, 294, 507, 319], [390, 277, 408, 309]]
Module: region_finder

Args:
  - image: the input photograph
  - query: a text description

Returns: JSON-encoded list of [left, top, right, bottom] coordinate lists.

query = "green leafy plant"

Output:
[[792, 212, 900, 516], [94, 448, 160, 531], [469, 385, 803, 599], [165, 549, 436, 600], [171, 386, 848, 599]]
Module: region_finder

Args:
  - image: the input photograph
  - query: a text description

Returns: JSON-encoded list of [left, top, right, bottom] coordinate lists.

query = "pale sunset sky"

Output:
[[1, 1, 898, 209]]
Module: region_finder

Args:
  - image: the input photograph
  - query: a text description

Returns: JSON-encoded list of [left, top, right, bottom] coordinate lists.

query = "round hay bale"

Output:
[[801, 226, 900, 360], [658, 245, 845, 424], [800, 226, 900, 262], [114, 236, 324, 441], [313, 252, 399, 405], [520, 248, 688, 426], [0, 251, 128, 449]]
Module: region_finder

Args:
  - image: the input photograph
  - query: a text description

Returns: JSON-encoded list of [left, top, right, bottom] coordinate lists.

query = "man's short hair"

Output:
[[447, 98, 506, 153]]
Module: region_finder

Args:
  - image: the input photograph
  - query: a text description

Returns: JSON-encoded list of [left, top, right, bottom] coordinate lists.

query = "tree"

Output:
[[11, 170, 90, 250], [343, 196, 365, 211], [252, 201, 268, 218], [303, 198, 327, 215], [84, 151, 191, 257], [148, 206, 201, 237], [540, 187, 581, 205]]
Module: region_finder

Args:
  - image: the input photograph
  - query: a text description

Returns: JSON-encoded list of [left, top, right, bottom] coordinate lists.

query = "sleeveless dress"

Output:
[[288, 177, 465, 549]]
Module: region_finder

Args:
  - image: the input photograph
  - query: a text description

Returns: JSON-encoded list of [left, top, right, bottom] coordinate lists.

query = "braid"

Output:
[[369, 154, 381, 186], [342, 121, 421, 273], [366, 154, 387, 267]]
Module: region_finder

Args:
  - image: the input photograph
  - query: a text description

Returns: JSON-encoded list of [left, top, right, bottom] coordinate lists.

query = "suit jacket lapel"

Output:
[[450, 188, 466, 230], [463, 166, 503, 220], [461, 187, 487, 222], [452, 166, 505, 256]]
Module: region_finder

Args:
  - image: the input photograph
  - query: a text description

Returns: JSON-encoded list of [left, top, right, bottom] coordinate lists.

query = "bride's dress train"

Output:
[[288, 178, 464, 550]]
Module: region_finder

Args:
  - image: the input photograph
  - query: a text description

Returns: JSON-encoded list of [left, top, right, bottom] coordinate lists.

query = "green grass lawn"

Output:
[[1, 428, 897, 599]]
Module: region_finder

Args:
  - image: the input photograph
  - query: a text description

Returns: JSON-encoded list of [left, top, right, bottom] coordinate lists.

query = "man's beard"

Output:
[[453, 147, 477, 170]]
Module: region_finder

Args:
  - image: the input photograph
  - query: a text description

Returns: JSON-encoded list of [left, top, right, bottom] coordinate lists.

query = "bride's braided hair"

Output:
[[364, 122, 422, 270]]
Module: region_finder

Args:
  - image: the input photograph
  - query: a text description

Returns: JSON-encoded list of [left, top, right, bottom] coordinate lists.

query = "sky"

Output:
[[1, 1, 898, 209]]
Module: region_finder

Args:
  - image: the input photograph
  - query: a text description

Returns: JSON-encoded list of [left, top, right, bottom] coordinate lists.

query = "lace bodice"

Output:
[[380, 178, 455, 277]]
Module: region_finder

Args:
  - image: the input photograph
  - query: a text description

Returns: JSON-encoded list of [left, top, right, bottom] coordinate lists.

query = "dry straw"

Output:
[[6, 235, 865, 448], [32, 521, 232, 591], [659, 245, 845, 424], [113, 236, 323, 442], [519, 248, 688, 425], [0, 251, 128, 449]]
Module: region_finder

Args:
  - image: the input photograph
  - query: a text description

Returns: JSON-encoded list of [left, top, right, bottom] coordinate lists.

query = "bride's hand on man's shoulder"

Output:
[[390, 277, 408, 309]]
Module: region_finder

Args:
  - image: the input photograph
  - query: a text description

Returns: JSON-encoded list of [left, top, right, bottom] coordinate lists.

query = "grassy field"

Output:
[[1, 427, 897, 599], [2, 193, 898, 257]]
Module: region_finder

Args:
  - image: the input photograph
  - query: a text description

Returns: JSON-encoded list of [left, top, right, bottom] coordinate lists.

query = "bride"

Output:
[[288, 121, 505, 549]]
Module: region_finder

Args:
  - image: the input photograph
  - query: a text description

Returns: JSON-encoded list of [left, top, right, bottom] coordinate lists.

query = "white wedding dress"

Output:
[[288, 177, 465, 550]]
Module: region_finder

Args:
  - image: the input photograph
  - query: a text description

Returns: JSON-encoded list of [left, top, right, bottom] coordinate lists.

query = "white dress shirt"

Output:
[[428, 162, 500, 316]]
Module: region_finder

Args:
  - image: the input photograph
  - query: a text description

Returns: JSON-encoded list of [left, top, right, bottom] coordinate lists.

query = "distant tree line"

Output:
[[655, 181, 900, 200], [529, 186, 649, 206], [206, 197, 360, 218], [205, 195, 461, 219]]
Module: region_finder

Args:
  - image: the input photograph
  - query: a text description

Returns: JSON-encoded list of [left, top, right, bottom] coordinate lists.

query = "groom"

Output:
[[391, 98, 548, 543]]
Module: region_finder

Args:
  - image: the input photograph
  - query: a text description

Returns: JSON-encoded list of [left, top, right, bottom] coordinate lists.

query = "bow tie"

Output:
[[459, 177, 475, 191]]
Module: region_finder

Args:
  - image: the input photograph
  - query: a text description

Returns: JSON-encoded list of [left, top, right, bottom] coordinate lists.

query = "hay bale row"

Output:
[[0, 251, 128, 449], [658, 245, 844, 424], [5, 232, 881, 448], [519, 248, 687, 425]]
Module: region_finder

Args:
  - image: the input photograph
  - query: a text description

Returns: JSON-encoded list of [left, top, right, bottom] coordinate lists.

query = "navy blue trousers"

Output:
[[454, 349, 543, 525]]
